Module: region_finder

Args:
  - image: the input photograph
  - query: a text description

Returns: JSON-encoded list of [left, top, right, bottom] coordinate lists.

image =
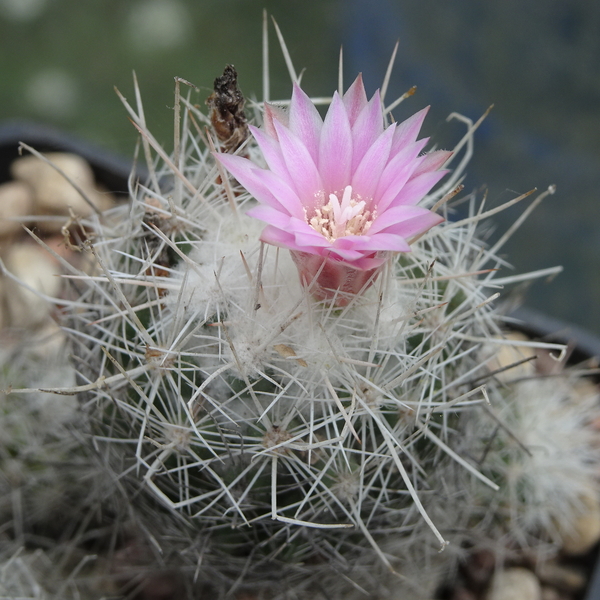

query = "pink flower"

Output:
[[216, 76, 448, 304]]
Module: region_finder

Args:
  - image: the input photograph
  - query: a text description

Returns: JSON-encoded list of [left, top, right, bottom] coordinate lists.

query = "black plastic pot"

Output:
[[0, 120, 135, 195], [509, 306, 600, 365]]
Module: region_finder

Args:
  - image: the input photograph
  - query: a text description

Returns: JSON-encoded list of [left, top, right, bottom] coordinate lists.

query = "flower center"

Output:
[[308, 185, 375, 242]]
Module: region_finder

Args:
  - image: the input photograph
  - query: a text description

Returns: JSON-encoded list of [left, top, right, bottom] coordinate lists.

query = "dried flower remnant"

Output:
[[206, 64, 249, 153], [217, 75, 448, 303]]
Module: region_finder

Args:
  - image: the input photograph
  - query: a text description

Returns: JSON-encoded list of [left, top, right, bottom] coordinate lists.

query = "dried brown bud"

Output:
[[206, 65, 249, 153]]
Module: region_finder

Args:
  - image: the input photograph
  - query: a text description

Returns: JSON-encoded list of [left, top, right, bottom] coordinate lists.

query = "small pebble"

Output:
[[536, 562, 586, 593], [485, 332, 536, 383], [0, 180, 34, 236], [485, 567, 541, 600], [10, 152, 110, 224], [3, 242, 62, 327], [541, 586, 569, 600], [561, 493, 600, 556], [28, 321, 68, 361]]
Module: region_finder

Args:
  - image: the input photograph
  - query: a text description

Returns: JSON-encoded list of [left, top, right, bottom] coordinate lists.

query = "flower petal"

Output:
[[250, 124, 289, 180], [289, 83, 323, 161], [251, 169, 306, 219], [274, 120, 324, 211], [330, 249, 388, 271], [327, 245, 365, 261], [382, 213, 445, 239], [260, 224, 298, 248], [390, 106, 429, 157], [262, 220, 330, 252], [292, 225, 334, 248], [412, 150, 452, 177], [263, 102, 288, 138], [216, 153, 285, 210], [386, 169, 448, 207], [216, 153, 307, 220], [351, 124, 395, 202], [318, 91, 353, 194], [340, 233, 412, 253], [340, 254, 386, 270], [351, 90, 384, 170], [374, 138, 429, 212], [246, 205, 293, 229], [368, 205, 444, 237], [342, 74, 369, 126]]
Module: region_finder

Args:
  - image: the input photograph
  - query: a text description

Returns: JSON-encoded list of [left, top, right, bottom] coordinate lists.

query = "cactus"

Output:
[[469, 362, 600, 552], [3, 18, 599, 600]]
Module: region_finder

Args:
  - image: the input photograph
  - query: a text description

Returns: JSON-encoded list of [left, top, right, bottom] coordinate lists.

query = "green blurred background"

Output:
[[1, 0, 599, 336], [0, 0, 341, 154]]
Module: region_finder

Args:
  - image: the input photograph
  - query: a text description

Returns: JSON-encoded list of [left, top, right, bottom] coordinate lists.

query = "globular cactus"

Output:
[[467, 351, 600, 553], [7, 20, 598, 600]]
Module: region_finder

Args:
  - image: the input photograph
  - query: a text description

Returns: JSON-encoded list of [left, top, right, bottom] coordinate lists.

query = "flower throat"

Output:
[[307, 185, 375, 242]]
